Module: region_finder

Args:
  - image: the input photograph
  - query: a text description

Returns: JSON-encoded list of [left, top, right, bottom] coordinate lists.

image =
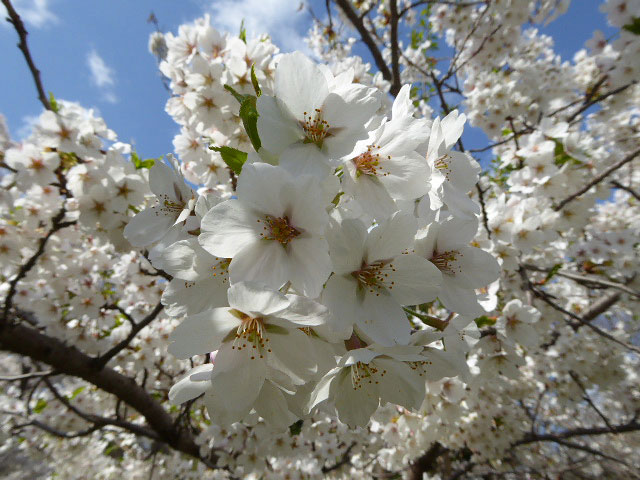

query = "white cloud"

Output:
[[17, 114, 39, 140], [87, 49, 115, 88], [0, 0, 58, 29], [204, 0, 309, 53], [87, 49, 118, 103]]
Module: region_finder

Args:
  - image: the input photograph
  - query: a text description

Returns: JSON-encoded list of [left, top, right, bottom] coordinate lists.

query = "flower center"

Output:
[[352, 145, 390, 178], [301, 109, 331, 147], [351, 259, 396, 294], [229, 309, 272, 359], [435, 154, 452, 180], [350, 361, 386, 389], [211, 258, 231, 282], [430, 250, 462, 275], [159, 194, 185, 214], [259, 215, 301, 246]]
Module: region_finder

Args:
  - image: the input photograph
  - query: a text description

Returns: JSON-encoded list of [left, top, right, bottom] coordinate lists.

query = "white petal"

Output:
[[275, 52, 329, 120], [438, 278, 484, 317], [386, 253, 442, 305], [228, 241, 289, 291], [365, 213, 417, 262], [357, 291, 410, 346], [375, 358, 424, 410], [334, 368, 378, 427], [168, 308, 239, 359], [227, 281, 290, 316], [266, 329, 317, 384], [308, 367, 340, 411], [124, 206, 174, 247], [287, 237, 332, 298], [256, 95, 303, 155], [236, 163, 286, 216], [168, 364, 213, 405], [254, 380, 297, 429], [277, 294, 330, 326], [162, 277, 229, 317], [199, 200, 260, 258], [211, 346, 267, 412], [161, 239, 200, 281]]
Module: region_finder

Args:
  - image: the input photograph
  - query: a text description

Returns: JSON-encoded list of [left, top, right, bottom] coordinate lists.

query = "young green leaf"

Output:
[[210, 145, 248, 175]]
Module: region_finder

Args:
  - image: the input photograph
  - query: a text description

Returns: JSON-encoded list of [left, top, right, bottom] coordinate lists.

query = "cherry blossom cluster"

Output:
[[128, 39, 501, 430]]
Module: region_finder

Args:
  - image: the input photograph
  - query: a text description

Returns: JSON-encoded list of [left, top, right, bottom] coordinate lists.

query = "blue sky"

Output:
[[1, 0, 616, 162]]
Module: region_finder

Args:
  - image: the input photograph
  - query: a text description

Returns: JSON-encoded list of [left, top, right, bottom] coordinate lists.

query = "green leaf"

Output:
[[209, 145, 248, 175], [622, 17, 640, 35], [131, 151, 157, 169], [224, 84, 247, 103], [543, 263, 563, 283], [69, 386, 85, 400], [239, 95, 261, 151], [223, 85, 262, 152], [289, 419, 303, 436], [239, 19, 247, 43], [250, 64, 261, 97], [34, 398, 48, 414], [474, 315, 496, 328], [48, 92, 59, 113]]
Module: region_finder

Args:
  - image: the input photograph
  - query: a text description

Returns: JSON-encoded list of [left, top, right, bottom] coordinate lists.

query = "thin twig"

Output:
[[93, 302, 164, 369], [554, 147, 640, 211], [1, 0, 52, 110]]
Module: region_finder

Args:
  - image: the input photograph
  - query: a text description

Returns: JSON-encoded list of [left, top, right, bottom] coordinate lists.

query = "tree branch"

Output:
[[93, 302, 164, 369], [389, 0, 402, 96], [554, 147, 640, 211], [332, 0, 394, 85], [1, 0, 52, 110], [0, 319, 217, 467]]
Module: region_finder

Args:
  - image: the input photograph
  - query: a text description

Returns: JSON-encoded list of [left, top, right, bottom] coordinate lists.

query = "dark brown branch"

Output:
[[554, 147, 640, 211], [17, 419, 103, 439], [333, 0, 394, 85], [0, 319, 216, 467], [93, 302, 164, 369], [409, 442, 447, 480], [1, 0, 52, 110], [389, 0, 402, 97], [321, 442, 356, 473], [476, 183, 491, 239], [610, 180, 640, 201], [515, 418, 640, 444]]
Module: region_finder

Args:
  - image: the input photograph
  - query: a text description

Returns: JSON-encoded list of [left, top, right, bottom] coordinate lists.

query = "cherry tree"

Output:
[[1, 0, 639, 478]]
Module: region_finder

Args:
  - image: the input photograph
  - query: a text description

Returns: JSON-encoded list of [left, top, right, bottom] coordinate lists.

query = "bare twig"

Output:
[[566, 81, 636, 123], [568, 371, 616, 433], [332, 0, 394, 87], [0, 370, 55, 381], [1, 0, 52, 110], [554, 147, 640, 211], [522, 264, 640, 299], [610, 180, 640, 201], [93, 302, 164, 369]]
